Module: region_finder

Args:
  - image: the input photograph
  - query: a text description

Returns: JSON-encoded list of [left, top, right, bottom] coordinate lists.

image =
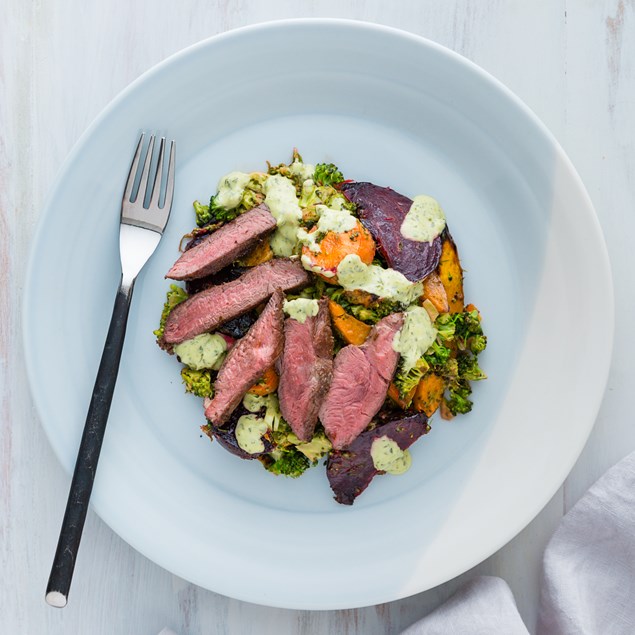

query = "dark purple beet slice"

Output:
[[217, 311, 259, 339], [185, 263, 247, 295], [341, 182, 445, 282], [326, 412, 430, 505], [202, 404, 274, 460]]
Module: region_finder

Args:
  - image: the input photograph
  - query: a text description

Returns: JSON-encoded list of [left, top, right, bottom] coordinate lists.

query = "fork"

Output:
[[45, 133, 176, 608]]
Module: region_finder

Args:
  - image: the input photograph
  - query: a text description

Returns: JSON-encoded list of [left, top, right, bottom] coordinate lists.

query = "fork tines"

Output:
[[122, 133, 175, 233]]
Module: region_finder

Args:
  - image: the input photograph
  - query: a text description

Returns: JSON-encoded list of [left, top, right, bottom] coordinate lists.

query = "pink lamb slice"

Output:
[[319, 312, 404, 450], [204, 289, 284, 426], [166, 204, 276, 280], [163, 258, 309, 345], [277, 298, 334, 441]]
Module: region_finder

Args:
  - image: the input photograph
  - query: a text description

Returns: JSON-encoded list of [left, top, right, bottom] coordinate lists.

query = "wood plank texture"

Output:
[[1, 1, 632, 633]]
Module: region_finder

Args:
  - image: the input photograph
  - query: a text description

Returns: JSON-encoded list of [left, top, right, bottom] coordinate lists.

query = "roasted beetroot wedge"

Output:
[[166, 204, 276, 280], [319, 313, 403, 449], [202, 404, 275, 459], [341, 182, 445, 282], [326, 412, 430, 505]]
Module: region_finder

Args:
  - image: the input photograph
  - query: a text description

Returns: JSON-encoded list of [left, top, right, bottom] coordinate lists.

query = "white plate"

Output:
[[24, 20, 613, 609]]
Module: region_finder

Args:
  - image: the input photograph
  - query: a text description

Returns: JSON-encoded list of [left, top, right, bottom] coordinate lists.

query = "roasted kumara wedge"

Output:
[[327, 299, 371, 345], [422, 271, 450, 314], [438, 235, 464, 313], [413, 373, 446, 417]]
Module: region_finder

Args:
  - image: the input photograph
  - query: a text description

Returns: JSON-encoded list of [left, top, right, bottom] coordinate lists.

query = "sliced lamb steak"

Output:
[[326, 412, 430, 505], [278, 298, 334, 441], [319, 312, 404, 449], [204, 290, 285, 426], [163, 258, 310, 345], [166, 204, 276, 280], [341, 182, 444, 282]]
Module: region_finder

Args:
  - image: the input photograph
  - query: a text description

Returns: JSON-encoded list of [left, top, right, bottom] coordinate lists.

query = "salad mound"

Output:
[[155, 150, 487, 504]]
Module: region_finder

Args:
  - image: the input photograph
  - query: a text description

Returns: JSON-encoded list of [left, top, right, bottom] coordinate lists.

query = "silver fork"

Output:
[[45, 133, 176, 608]]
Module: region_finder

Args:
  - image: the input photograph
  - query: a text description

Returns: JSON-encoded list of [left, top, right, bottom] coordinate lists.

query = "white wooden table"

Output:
[[2, 1, 632, 633]]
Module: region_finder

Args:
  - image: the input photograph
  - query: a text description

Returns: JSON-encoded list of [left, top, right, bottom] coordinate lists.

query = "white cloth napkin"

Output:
[[400, 576, 529, 635], [401, 450, 635, 635]]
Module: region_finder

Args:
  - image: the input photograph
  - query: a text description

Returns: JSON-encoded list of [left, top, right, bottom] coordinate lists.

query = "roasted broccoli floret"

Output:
[[313, 162, 344, 186], [454, 309, 486, 352], [268, 148, 303, 176], [348, 302, 399, 323], [267, 149, 313, 188], [286, 278, 328, 301], [393, 341, 463, 402], [390, 305, 487, 416], [393, 358, 428, 398], [457, 353, 487, 381], [264, 420, 321, 477], [153, 284, 188, 340], [241, 186, 265, 211], [424, 340, 453, 369], [193, 200, 213, 227], [299, 180, 320, 208], [294, 431, 332, 463], [265, 447, 311, 478], [469, 333, 487, 354], [299, 180, 354, 212], [207, 195, 241, 225], [194, 173, 266, 228], [434, 308, 488, 354], [326, 288, 400, 324], [434, 309, 487, 416], [193, 196, 239, 227], [180, 368, 213, 398], [434, 312, 457, 341], [445, 381, 473, 415], [455, 308, 481, 333]]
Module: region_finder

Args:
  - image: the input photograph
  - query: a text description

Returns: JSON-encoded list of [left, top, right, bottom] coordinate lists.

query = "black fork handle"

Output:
[[46, 278, 134, 608]]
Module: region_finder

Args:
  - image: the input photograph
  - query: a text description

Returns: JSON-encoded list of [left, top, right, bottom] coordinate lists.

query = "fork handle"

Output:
[[46, 277, 134, 608]]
